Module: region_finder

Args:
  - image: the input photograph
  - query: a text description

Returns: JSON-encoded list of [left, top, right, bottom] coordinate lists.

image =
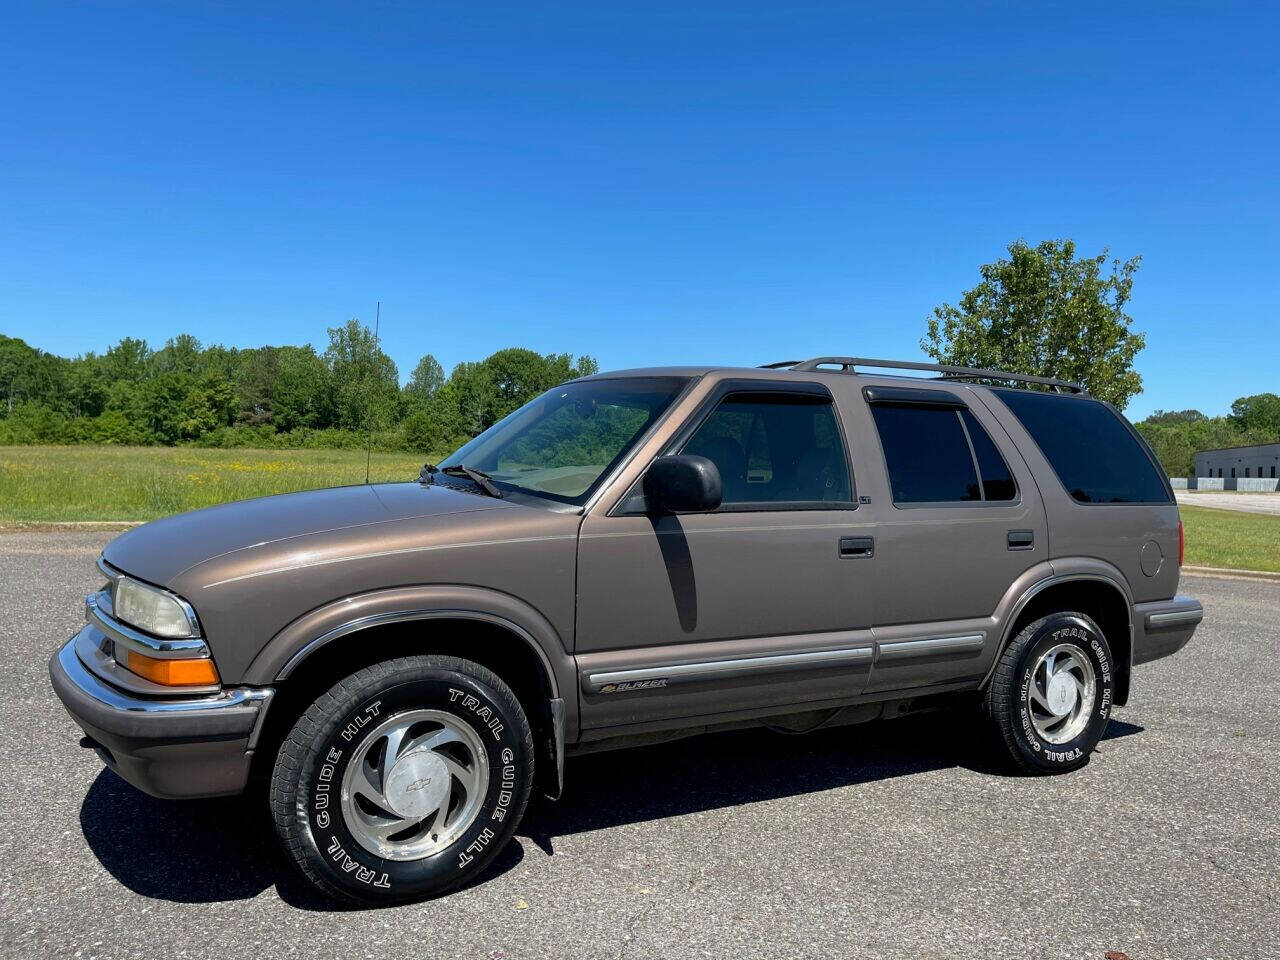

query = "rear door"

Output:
[[850, 384, 1049, 693], [574, 378, 877, 732]]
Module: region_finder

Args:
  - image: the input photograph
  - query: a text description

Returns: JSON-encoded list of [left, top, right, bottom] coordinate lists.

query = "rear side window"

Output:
[[962, 410, 1017, 500], [993, 389, 1171, 504], [870, 405, 1017, 504]]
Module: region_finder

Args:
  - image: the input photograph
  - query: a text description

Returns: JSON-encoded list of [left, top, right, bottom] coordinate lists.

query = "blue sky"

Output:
[[2, 2, 1276, 418]]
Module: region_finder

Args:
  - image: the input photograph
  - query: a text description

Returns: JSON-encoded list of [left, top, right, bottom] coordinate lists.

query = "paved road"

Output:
[[1177, 490, 1280, 516], [2, 532, 1277, 960]]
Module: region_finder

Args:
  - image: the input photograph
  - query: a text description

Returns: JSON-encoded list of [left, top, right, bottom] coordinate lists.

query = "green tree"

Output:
[[1137, 424, 1196, 477], [0, 335, 69, 414], [405, 355, 445, 405], [922, 239, 1146, 408], [1145, 409, 1207, 425], [65, 353, 109, 418], [479, 348, 599, 426], [446, 361, 494, 437], [234, 346, 277, 426], [324, 319, 399, 431], [101, 337, 152, 384], [274, 346, 333, 430], [1229, 393, 1280, 435], [153, 334, 204, 375], [0, 335, 35, 414], [178, 371, 238, 439]]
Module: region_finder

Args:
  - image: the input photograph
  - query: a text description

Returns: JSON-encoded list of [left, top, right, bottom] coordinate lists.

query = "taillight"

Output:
[[1178, 519, 1184, 566]]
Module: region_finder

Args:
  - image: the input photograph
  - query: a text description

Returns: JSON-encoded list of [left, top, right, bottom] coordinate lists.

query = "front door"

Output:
[[574, 381, 877, 731]]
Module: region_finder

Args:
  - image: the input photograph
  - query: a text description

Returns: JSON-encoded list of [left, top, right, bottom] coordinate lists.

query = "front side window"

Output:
[[994, 389, 1171, 504], [440, 377, 687, 504], [870, 404, 1017, 504], [680, 392, 852, 507]]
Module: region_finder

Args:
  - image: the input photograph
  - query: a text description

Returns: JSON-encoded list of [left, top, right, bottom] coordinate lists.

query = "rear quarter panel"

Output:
[[973, 390, 1181, 603]]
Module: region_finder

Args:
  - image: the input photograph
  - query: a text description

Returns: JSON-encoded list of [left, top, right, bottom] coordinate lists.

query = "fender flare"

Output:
[[244, 584, 573, 797], [981, 562, 1134, 698]]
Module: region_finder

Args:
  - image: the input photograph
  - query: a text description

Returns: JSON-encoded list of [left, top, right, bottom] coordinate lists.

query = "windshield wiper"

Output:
[[424, 462, 504, 498]]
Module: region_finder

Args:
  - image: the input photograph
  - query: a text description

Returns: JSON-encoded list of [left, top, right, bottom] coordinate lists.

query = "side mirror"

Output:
[[643, 455, 723, 513]]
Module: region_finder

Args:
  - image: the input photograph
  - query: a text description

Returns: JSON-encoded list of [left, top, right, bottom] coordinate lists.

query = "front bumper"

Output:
[[1132, 594, 1203, 666], [49, 629, 274, 799]]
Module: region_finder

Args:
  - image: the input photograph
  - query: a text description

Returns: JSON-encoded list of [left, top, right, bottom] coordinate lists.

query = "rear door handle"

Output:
[[1007, 529, 1034, 550], [839, 536, 874, 559]]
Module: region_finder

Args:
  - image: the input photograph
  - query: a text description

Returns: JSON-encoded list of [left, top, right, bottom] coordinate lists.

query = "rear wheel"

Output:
[[984, 612, 1115, 774], [270, 654, 534, 903]]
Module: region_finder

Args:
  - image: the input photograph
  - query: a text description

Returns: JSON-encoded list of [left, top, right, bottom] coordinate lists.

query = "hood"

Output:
[[102, 482, 506, 588]]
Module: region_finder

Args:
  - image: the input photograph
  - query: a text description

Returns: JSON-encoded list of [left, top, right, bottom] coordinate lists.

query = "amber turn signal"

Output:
[[126, 650, 220, 686]]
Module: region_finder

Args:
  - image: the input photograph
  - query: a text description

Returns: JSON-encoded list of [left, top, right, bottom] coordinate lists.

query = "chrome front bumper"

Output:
[[49, 632, 274, 799]]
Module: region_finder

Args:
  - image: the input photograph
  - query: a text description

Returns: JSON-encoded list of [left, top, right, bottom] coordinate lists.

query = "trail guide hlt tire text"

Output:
[[270, 655, 534, 904], [985, 612, 1114, 774]]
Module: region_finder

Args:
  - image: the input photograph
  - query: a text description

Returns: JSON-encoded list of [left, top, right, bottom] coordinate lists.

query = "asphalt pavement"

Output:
[[1, 532, 1276, 960]]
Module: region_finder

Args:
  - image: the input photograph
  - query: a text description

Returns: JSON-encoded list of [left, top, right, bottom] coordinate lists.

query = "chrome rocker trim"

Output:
[[875, 634, 985, 661], [583, 646, 874, 694]]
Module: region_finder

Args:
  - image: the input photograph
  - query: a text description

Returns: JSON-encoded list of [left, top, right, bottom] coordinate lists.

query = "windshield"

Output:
[[438, 377, 689, 505]]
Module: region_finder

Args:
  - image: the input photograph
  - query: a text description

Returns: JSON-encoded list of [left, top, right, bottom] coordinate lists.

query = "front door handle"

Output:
[[839, 536, 874, 559]]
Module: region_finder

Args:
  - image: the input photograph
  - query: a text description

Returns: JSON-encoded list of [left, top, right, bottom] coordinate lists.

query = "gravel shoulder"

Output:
[[2, 533, 1276, 960]]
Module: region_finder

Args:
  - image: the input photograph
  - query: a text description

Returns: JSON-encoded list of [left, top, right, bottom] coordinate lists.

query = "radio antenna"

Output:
[[364, 300, 380, 485]]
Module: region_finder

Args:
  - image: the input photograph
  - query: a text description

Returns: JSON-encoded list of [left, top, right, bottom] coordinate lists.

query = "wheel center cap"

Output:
[[1047, 672, 1078, 716], [383, 750, 449, 819]]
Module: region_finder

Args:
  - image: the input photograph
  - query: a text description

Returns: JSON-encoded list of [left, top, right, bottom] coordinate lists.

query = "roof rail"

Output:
[[760, 356, 1086, 395]]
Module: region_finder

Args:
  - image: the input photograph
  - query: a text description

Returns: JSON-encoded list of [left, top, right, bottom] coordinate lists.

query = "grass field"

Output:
[[1180, 504, 1280, 573], [0, 445, 426, 523], [4, 447, 1279, 574]]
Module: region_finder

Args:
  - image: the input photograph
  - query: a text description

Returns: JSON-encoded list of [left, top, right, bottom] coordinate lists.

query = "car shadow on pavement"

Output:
[[522, 712, 1145, 853], [78, 711, 1143, 909], [77, 771, 525, 911]]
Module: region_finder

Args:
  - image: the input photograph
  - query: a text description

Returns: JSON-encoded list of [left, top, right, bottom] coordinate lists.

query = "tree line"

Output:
[[0, 322, 597, 453], [4, 240, 1274, 471], [1135, 396, 1280, 477]]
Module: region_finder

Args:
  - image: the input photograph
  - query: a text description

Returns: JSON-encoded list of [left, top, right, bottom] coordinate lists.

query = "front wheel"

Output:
[[984, 612, 1115, 774], [270, 654, 534, 904]]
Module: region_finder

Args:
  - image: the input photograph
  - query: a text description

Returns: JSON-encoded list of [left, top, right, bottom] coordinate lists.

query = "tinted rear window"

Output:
[[871, 405, 981, 502], [962, 409, 1017, 501], [993, 389, 1170, 504], [870, 404, 1017, 503]]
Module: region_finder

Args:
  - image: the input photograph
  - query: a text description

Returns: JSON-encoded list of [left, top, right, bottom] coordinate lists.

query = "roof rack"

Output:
[[757, 356, 1086, 395]]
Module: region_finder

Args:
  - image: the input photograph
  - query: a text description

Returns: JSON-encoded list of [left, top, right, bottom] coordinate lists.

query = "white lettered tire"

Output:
[[271, 654, 534, 903], [984, 612, 1115, 774]]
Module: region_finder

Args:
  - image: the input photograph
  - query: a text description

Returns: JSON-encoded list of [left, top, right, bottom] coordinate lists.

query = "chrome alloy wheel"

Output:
[[340, 709, 490, 861], [1026, 642, 1097, 744]]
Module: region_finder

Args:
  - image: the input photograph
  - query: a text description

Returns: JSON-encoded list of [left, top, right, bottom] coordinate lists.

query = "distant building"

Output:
[[1195, 443, 1280, 480]]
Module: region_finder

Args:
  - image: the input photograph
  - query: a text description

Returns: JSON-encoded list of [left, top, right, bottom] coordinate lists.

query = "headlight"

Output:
[[114, 576, 200, 638]]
